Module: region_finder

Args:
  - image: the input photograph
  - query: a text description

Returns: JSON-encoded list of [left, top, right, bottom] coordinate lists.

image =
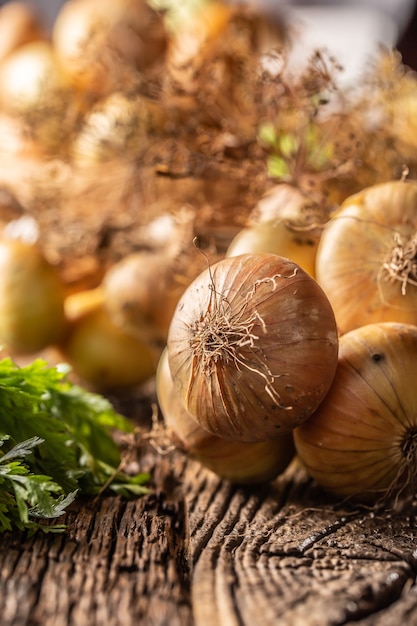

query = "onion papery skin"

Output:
[[293, 322, 417, 502], [156, 348, 295, 484], [167, 253, 339, 442], [315, 180, 417, 335]]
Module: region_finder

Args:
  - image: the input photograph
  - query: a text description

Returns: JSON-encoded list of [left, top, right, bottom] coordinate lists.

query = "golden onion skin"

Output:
[[167, 253, 339, 442], [226, 220, 318, 278], [315, 179, 417, 335], [156, 348, 295, 484], [236, 183, 328, 279], [59, 296, 156, 391], [294, 322, 417, 502]]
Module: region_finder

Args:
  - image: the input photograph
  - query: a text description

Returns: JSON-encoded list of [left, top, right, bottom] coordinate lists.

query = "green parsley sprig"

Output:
[[0, 357, 149, 533]]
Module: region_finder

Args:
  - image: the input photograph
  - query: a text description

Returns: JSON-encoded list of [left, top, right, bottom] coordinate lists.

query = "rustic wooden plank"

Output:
[[1, 424, 417, 626], [0, 450, 193, 626], [179, 457, 417, 626]]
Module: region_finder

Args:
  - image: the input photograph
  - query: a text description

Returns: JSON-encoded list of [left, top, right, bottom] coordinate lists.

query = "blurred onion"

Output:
[[0, 238, 67, 354], [0, 40, 80, 153], [52, 0, 168, 97], [59, 291, 156, 390]]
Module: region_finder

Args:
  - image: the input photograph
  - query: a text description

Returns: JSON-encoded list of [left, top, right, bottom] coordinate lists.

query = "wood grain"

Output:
[[1, 421, 417, 626]]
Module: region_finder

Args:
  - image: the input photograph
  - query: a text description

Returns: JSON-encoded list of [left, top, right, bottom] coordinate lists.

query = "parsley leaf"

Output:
[[0, 358, 150, 533]]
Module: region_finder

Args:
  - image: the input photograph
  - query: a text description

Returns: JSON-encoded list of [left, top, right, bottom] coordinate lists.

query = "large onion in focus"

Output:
[[294, 322, 417, 503], [156, 348, 295, 484], [316, 180, 417, 334], [167, 253, 339, 442]]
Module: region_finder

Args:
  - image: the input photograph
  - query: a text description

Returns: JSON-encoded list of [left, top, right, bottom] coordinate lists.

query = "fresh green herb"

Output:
[[0, 435, 77, 533], [0, 358, 150, 533]]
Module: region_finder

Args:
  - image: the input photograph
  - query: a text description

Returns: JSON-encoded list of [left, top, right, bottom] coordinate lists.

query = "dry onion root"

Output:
[[293, 322, 417, 504], [156, 348, 295, 484], [315, 179, 417, 334], [167, 252, 339, 442]]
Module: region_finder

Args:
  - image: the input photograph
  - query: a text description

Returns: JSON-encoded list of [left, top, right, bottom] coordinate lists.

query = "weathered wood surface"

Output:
[[1, 393, 417, 626]]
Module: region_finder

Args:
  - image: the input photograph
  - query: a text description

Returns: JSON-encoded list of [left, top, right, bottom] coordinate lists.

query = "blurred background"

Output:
[[1, 0, 416, 69]]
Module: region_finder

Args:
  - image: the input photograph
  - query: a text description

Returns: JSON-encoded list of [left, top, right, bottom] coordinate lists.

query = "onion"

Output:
[[362, 51, 417, 166], [316, 179, 417, 334], [71, 90, 166, 166], [294, 321, 417, 503], [167, 252, 339, 442], [0, 113, 40, 157], [229, 183, 332, 278], [226, 220, 318, 278], [52, 0, 167, 97], [166, 1, 233, 85], [156, 348, 295, 484], [103, 242, 216, 347], [0, 40, 79, 153], [103, 250, 184, 347], [0, 41, 66, 112], [166, 1, 284, 90], [0, 1, 46, 63], [59, 292, 156, 390], [0, 238, 67, 354], [388, 93, 417, 162], [64, 285, 105, 320], [103, 213, 219, 347]]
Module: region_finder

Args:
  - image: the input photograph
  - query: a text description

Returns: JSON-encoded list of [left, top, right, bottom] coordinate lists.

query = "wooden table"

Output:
[[1, 391, 417, 626]]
